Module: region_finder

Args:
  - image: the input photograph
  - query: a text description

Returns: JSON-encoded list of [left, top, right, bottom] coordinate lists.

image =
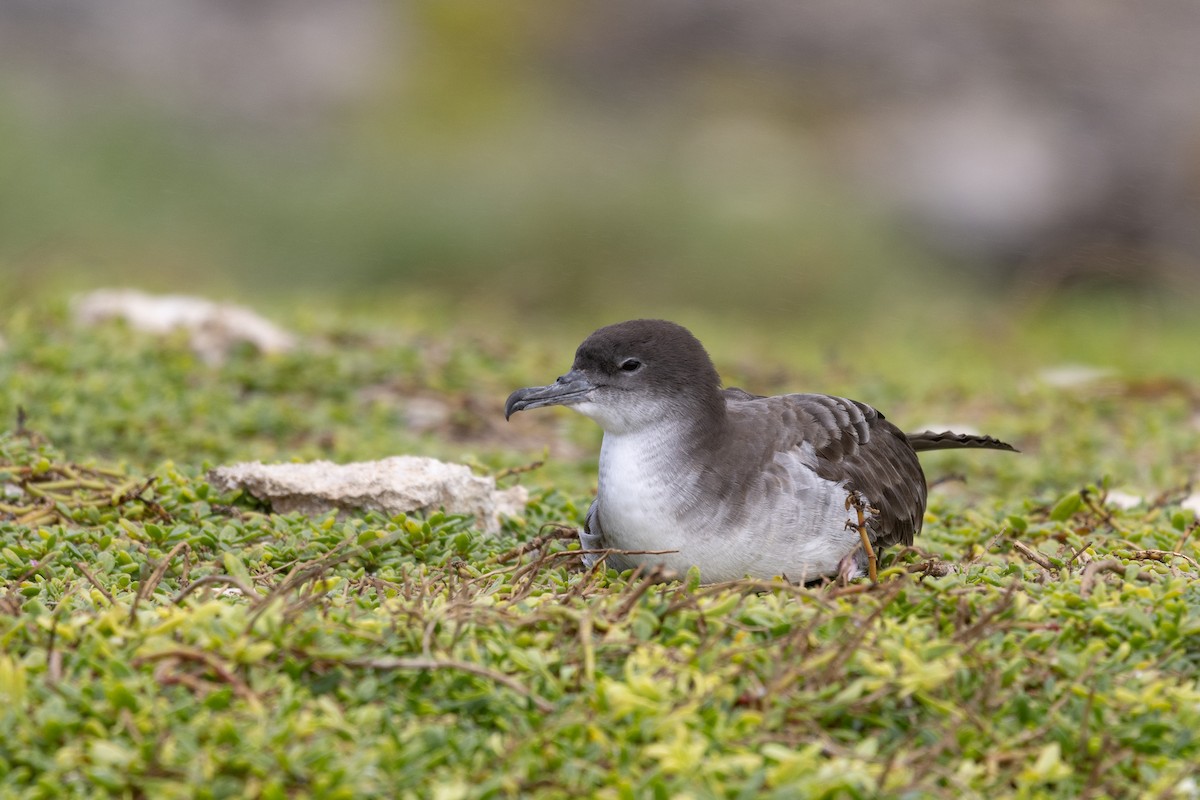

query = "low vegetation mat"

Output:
[[2, 296, 1199, 798]]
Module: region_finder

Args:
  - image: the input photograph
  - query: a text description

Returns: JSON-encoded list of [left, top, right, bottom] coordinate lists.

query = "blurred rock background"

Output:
[[2, 0, 1198, 318]]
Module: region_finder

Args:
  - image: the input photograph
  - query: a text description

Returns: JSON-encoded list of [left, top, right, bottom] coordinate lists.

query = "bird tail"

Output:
[[906, 430, 1019, 453]]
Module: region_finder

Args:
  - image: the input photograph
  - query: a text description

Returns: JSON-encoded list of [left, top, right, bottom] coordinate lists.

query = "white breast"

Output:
[[594, 425, 863, 583], [597, 426, 697, 557]]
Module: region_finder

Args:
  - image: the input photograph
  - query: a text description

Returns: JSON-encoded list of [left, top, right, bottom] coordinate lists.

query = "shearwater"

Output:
[[505, 319, 1015, 583]]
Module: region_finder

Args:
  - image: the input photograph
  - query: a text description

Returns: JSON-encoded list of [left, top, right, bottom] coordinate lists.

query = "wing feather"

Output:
[[725, 391, 927, 552]]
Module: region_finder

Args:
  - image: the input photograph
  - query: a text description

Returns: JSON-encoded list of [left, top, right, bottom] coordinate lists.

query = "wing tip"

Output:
[[907, 430, 1020, 453]]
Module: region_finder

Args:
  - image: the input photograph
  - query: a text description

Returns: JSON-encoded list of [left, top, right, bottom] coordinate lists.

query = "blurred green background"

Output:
[[2, 0, 1199, 327]]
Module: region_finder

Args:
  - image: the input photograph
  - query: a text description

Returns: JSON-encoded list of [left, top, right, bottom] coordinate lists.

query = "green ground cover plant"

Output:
[[1, 292, 1199, 798]]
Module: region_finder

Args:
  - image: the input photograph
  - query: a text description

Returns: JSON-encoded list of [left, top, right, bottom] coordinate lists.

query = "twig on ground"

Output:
[[1121, 548, 1199, 570], [493, 524, 578, 563], [826, 582, 876, 598], [75, 561, 115, 604], [1079, 559, 1155, 597], [1012, 540, 1055, 572], [115, 476, 157, 506], [494, 460, 544, 480], [130, 541, 190, 623], [615, 565, 671, 618], [1065, 541, 1093, 571]]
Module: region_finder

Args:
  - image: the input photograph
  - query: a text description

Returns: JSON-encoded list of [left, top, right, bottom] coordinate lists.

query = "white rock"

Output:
[[1104, 491, 1144, 510], [74, 289, 297, 364], [1182, 493, 1200, 520], [208, 456, 528, 534], [1030, 364, 1115, 390]]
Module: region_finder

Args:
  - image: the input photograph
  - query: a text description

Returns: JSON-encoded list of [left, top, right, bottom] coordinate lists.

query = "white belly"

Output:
[[595, 430, 863, 583]]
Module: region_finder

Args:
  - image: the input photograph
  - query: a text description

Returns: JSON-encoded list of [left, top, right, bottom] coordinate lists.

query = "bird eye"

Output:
[[619, 358, 642, 372]]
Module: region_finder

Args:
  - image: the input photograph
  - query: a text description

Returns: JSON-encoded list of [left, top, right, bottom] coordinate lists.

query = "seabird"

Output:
[[505, 319, 1015, 583]]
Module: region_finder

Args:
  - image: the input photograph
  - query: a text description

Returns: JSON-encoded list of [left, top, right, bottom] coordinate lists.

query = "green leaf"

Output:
[[1049, 492, 1083, 522], [222, 551, 253, 587]]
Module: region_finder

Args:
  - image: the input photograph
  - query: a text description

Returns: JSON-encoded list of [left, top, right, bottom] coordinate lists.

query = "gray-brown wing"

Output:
[[907, 430, 1018, 453], [722, 386, 762, 402], [755, 393, 927, 551]]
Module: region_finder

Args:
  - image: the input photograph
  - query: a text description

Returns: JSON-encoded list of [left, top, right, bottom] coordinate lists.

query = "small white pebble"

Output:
[[1182, 493, 1200, 519], [1027, 364, 1115, 391], [73, 288, 297, 365], [1105, 491, 1144, 510]]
